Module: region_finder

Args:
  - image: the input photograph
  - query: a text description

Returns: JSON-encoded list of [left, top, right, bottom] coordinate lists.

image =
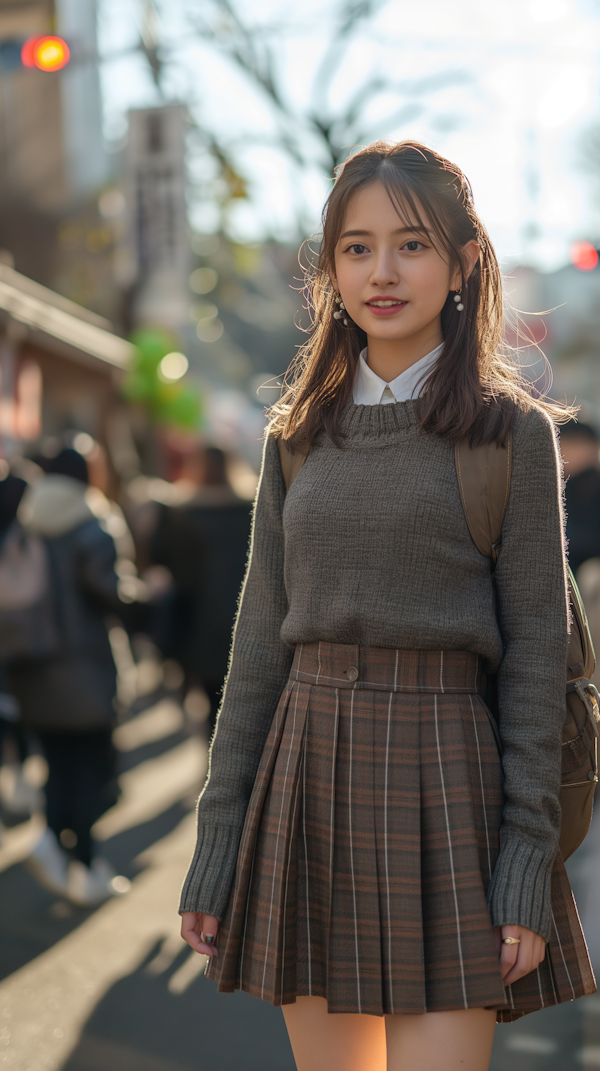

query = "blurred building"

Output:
[[0, 261, 133, 460], [0, 0, 120, 321], [0, 0, 108, 211]]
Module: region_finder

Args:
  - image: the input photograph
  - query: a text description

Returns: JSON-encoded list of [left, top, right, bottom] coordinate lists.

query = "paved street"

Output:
[[1, 660, 600, 1071], [0, 672, 295, 1071]]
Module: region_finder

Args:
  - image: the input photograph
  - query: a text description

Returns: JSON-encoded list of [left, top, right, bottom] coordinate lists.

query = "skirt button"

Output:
[[347, 666, 358, 682]]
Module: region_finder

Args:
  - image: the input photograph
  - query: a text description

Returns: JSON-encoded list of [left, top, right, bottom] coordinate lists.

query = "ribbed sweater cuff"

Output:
[[487, 837, 556, 941], [178, 824, 241, 919]]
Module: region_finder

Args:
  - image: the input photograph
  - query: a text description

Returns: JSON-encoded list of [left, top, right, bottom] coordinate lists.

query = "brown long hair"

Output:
[[269, 140, 574, 448]]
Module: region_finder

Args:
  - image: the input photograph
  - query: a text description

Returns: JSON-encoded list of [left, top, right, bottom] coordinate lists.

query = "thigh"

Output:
[[282, 996, 386, 1071], [385, 1008, 496, 1071]]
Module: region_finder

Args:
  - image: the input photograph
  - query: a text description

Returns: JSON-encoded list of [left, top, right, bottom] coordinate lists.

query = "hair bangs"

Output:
[[378, 168, 454, 263]]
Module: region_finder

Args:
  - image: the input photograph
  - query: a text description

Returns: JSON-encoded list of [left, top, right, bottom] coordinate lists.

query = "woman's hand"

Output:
[[181, 912, 219, 958], [494, 924, 546, 986]]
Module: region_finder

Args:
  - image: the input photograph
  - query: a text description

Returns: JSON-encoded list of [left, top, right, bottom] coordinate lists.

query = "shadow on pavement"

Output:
[[0, 688, 202, 982], [98, 797, 190, 876], [116, 724, 190, 775], [0, 795, 191, 982], [0, 862, 90, 982], [60, 940, 295, 1071]]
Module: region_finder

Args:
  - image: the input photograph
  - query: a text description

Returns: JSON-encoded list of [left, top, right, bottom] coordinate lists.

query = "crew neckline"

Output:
[[336, 395, 422, 444]]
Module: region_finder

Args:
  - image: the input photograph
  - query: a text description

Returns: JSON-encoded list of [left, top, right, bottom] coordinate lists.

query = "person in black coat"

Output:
[[10, 448, 129, 906], [149, 446, 252, 736], [561, 420, 600, 575], [0, 466, 37, 818]]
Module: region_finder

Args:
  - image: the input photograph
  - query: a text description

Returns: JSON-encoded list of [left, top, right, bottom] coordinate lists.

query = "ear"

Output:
[[329, 270, 338, 293], [450, 240, 480, 291]]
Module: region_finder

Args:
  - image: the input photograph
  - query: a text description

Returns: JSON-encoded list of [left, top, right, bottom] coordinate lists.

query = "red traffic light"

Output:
[[21, 36, 70, 72], [570, 240, 599, 272]]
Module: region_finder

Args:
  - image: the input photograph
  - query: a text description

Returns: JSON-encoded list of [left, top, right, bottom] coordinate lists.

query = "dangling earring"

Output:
[[333, 292, 350, 326], [453, 289, 464, 312]]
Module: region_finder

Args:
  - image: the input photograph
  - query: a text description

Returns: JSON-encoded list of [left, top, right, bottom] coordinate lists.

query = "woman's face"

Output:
[[331, 181, 477, 352]]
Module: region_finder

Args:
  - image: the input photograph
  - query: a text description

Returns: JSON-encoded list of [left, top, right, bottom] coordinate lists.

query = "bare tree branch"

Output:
[[153, 0, 474, 234]]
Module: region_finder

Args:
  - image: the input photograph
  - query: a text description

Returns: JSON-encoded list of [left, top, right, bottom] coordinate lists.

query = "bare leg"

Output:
[[282, 996, 387, 1071], [385, 1008, 496, 1071]]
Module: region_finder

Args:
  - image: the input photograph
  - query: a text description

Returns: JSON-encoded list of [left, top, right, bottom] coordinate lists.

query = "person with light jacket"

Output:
[[11, 448, 130, 907]]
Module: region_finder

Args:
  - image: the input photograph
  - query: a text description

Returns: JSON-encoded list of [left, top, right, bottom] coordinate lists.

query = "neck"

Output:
[[365, 325, 443, 382]]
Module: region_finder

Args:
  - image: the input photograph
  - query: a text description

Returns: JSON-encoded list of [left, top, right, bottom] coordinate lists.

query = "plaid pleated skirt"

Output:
[[206, 643, 595, 1020]]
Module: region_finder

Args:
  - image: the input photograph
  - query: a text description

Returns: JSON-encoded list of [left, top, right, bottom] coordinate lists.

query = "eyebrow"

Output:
[[338, 226, 428, 240]]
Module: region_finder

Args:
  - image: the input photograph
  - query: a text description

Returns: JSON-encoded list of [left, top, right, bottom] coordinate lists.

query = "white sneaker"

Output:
[[66, 857, 131, 908], [26, 828, 69, 896], [90, 856, 131, 893]]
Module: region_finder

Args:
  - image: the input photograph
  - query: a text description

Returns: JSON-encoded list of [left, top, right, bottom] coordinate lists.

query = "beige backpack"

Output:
[[278, 433, 599, 860]]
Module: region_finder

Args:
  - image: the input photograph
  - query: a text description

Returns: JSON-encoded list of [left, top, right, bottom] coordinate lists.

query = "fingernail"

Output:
[[205, 934, 215, 945]]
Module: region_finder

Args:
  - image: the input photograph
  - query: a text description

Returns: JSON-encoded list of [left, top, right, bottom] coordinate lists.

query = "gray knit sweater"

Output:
[[180, 400, 569, 942]]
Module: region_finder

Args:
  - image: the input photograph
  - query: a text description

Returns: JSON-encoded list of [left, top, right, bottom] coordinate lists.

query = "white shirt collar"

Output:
[[353, 343, 443, 406]]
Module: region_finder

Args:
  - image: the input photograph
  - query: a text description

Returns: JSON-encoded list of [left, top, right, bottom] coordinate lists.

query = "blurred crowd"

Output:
[[0, 433, 252, 908]]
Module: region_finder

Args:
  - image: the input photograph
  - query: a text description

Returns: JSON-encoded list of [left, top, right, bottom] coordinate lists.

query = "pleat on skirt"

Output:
[[205, 643, 595, 1020]]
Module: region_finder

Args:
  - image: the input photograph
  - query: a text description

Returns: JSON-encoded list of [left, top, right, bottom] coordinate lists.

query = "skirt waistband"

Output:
[[290, 642, 486, 694]]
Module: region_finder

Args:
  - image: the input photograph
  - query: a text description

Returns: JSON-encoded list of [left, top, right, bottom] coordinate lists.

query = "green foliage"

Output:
[[123, 327, 204, 430]]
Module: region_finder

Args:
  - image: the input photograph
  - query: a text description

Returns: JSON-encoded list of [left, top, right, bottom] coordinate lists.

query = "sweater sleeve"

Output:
[[486, 406, 569, 940], [179, 433, 294, 918]]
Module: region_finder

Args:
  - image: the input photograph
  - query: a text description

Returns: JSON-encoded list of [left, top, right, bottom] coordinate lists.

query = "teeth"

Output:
[[369, 300, 402, 307]]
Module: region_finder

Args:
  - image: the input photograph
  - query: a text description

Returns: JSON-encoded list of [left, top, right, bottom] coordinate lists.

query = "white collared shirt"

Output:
[[353, 343, 443, 405]]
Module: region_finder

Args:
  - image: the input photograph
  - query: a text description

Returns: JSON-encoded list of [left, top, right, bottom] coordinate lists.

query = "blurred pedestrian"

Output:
[[10, 447, 130, 906], [149, 445, 252, 736], [180, 143, 594, 1071], [561, 419, 600, 689], [0, 463, 39, 820], [560, 419, 600, 574]]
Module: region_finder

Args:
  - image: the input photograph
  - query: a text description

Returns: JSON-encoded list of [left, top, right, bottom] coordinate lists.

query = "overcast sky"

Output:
[[98, 0, 600, 271]]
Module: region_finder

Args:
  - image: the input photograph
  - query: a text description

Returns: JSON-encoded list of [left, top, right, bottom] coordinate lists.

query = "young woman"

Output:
[[180, 141, 595, 1071]]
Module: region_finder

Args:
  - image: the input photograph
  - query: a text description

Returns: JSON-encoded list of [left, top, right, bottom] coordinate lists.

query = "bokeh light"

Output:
[[22, 36, 70, 72], [570, 240, 599, 272], [189, 267, 218, 294], [159, 352, 189, 381]]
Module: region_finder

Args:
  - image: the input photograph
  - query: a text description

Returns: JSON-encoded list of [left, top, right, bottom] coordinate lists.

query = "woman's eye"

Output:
[[404, 240, 422, 252], [348, 244, 367, 255]]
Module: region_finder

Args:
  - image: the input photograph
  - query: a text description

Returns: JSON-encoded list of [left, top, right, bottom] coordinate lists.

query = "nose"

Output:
[[369, 249, 399, 288]]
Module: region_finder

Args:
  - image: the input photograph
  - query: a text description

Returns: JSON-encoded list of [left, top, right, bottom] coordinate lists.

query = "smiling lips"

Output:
[[366, 297, 407, 315]]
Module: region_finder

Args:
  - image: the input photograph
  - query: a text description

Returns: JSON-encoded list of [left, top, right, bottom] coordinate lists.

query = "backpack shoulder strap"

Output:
[[277, 438, 308, 493], [455, 431, 513, 565]]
